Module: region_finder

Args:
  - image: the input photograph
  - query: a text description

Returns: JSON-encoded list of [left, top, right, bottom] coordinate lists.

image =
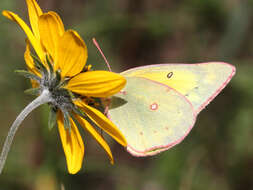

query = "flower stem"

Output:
[[0, 90, 52, 174]]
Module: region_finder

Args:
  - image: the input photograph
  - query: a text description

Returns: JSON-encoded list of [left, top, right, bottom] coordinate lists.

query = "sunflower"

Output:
[[1, 0, 127, 174]]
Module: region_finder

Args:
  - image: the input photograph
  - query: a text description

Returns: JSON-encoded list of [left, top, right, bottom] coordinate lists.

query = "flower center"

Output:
[[18, 55, 104, 130]]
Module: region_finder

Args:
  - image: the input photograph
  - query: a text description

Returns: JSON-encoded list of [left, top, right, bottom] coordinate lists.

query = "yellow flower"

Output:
[[2, 0, 127, 174]]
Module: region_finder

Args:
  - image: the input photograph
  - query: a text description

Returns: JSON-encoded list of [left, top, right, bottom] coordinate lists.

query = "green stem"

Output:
[[0, 90, 52, 174]]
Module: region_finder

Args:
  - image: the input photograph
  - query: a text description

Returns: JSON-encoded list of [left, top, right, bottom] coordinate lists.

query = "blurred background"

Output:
[[0, 0, 252, 189]]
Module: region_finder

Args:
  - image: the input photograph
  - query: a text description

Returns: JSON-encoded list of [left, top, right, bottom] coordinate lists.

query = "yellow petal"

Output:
[[26, 0, 43, 39], [2, 10, 44, 61], [56, 30, 87, 77], [74, 100, 127, 147], [75, 114, 114, 164], [67, 71, 126, 97], [48, 11, 65, 35], [57, 112, 84, 174], [38, 12, 64, 62]]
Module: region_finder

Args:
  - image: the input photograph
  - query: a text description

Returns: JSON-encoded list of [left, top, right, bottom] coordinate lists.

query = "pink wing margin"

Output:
[[193, 62, 236, 114]]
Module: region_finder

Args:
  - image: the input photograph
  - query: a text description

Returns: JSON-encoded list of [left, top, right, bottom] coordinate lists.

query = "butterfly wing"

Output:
[[107, 77, 196, 156], [108, 62, 235, 156], [122, 62, 236, 114]]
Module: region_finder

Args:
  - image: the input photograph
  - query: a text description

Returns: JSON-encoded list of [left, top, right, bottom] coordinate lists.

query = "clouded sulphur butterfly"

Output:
[[106, 62, 235, 156]]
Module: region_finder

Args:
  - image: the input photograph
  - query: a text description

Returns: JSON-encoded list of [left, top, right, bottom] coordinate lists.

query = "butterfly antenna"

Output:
[[93, 38, 112, 72]]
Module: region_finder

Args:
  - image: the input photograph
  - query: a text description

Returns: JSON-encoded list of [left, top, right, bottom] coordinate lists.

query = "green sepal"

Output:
[[53, 78, 69, 91], [48, 108, 57, 130], [53, 70, 62, 87], [31, 54, 48, 77], [24, 87, 41, 96], [63, 111, 71, 131], [50, 70, 61, 89], [55, 70, 61, 84], [45, 55, 54, 75], [15, 70, 41, 82]]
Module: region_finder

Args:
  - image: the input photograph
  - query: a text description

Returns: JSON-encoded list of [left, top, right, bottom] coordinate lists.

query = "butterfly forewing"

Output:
[[122, 62, 235, 114]]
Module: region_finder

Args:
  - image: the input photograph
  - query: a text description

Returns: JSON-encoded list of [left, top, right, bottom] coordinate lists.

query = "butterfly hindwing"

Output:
[[108, 77, 196, 156]]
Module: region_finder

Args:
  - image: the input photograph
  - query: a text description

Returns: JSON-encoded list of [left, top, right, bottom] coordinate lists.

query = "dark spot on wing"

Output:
[[167, 72, 173, 79]]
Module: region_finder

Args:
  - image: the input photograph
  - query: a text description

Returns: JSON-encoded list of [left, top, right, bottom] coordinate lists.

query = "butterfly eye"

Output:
[[167, 72, 173, 79]]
